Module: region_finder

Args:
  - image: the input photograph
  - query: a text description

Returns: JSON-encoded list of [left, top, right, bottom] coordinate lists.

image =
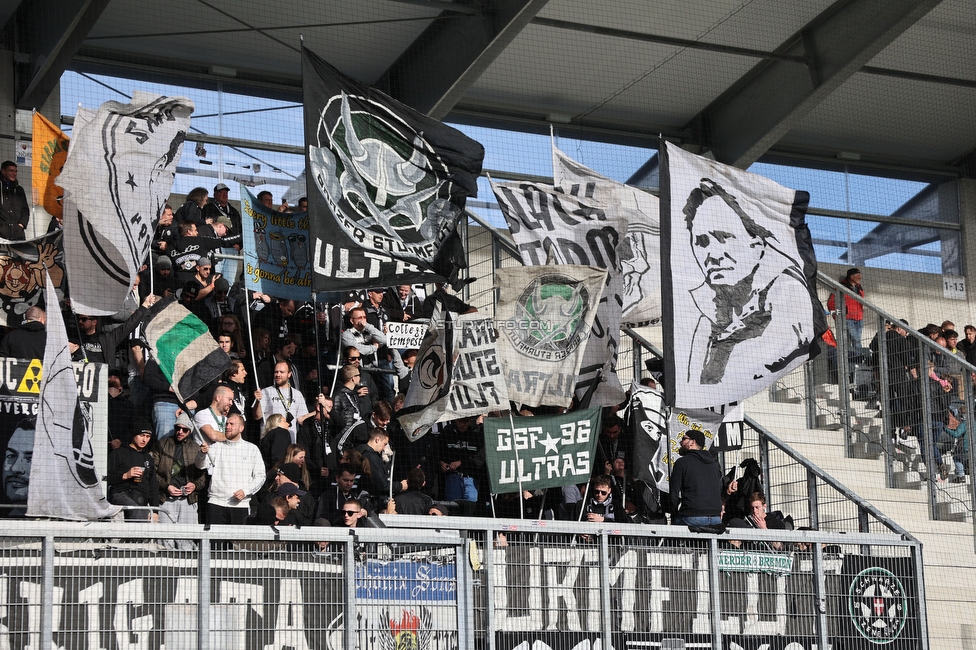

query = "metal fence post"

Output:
[[198, 536, 210, 650], [804, 360, 816, 430], [919, 337, 938, 520], [835, 287, 853, 457], [484, 528, 496, 650], [812, 539, 829, 650], [966, 378, 976, 551], [708, 538, 723, 645], [40, 536, 54, 650], [345, 536, 357, 650], [912, 542, 930, 650], [598, 534, 613, 649], [457, 537, 474, 650], [877, 314, 895, 488], [806, 469, 819, 530]]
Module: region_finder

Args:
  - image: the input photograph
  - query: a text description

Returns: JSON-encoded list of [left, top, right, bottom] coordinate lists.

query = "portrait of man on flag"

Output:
[[661, 141, 826, 408]]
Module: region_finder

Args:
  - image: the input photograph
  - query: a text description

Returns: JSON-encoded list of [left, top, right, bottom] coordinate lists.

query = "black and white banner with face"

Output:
[[303, 47, 484, 291], [59, 92, 193, 315], [552, 144, 662, 326], [660, 141, 826, 409], [492, 181, 626, 407], [628, 383, 743, 493]]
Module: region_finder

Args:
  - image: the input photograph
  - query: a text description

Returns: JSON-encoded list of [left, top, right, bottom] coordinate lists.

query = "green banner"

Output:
[[484, 408, 601, 494]]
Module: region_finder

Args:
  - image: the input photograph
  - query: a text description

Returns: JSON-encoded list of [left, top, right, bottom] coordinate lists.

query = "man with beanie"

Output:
[[668, 430, 723, 526], [152, 413, 207, 532], [0, 162, 29, 241], [107, 419, 159, 521]]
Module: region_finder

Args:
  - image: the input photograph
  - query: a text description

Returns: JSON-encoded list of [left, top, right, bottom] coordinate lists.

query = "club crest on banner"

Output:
[[848, 567, 908, 643], [310, 92, 460, 265], [506, 274, 592, 362]]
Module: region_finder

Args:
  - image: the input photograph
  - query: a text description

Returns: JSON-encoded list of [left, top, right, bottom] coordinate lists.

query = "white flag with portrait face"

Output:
[[661, 141, 826, 408]]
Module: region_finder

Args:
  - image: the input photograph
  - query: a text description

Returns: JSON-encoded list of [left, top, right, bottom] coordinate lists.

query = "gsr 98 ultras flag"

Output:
[[303, 48, 484, 291]]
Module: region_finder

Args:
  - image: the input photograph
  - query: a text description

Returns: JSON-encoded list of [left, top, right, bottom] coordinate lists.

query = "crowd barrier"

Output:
[[0, 518, 925, 650]]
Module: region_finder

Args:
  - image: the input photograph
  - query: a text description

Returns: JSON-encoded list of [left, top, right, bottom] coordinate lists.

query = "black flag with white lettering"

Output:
[[303, 47, 485, 291]]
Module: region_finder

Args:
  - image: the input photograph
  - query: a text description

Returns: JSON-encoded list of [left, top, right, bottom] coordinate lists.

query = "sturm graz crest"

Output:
[[848, 567, 908, 644], [309, 91, 461, 263], [507, 274, 590, 361]]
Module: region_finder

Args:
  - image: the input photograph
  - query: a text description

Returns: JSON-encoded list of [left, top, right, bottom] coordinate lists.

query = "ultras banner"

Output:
[[240, 185, 312, 301], [302, 47, 484, 291], [398, 311, 509, 440], [491, 181, 625, 407], [494, 265, 606, 409], [58, 93, 192, 316], [660, 141, 826, 408], [27, 270, 117, 520], [483, 407, 601, 494], [552, 144, 661, 325]]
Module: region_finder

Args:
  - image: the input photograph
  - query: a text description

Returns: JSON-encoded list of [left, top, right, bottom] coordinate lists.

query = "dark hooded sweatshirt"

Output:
[[668, 449, 722, 517]]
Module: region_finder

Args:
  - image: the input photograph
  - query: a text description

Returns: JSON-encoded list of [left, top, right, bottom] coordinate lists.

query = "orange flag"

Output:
[[31, 112, 69, 221]]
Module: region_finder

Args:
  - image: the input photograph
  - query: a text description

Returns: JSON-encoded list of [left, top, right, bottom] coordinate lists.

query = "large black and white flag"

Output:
[[494, 265, 606, 408], [552, 144, 662, 325], [661, 141, 825, 408], [58, 93, 193, 315], [27, 269, 119, 520], [303, 48, 484, 291], [628, 382, 725, 494], [492, 181, 626, 407]]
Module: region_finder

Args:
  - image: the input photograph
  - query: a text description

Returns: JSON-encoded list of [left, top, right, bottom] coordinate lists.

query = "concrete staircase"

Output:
[[746, 373, 976, 648]]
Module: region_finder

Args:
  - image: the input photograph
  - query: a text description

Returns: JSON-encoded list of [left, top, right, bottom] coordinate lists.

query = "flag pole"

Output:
[[508, 409, 523, 520]]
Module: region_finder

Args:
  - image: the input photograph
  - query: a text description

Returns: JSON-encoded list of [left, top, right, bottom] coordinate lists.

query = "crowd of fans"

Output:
[[0, 179, 791, 532]]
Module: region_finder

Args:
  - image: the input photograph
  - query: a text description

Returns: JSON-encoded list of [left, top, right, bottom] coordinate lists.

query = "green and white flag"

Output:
[[142, 297, 230, 402], [494, 265, 606, 408], [484, 408, 602, 494]]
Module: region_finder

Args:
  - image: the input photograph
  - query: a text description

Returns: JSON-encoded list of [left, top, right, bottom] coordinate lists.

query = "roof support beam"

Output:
[[690, 0, 944, 168], [13, 0, 110, 108], [375, 0, 551, 119]]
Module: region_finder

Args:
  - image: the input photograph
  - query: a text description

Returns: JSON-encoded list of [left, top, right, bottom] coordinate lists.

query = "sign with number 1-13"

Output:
[[944, 275, 966, 301]]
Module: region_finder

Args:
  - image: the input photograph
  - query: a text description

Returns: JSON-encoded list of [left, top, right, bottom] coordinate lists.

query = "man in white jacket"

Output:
[[196, 413, 265, 525]]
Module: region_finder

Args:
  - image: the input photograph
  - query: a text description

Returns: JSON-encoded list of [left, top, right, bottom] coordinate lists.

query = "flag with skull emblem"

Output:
[[302, 48, 485, 291]]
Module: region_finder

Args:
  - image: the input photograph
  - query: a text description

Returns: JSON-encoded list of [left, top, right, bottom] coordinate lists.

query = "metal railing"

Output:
[[462, 212, 921, 536], [622, 328, 917, 541], [767, 273, 976, 540], [0, 519, 926, 650]]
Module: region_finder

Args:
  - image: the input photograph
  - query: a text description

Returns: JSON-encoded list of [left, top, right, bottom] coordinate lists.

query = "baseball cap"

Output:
[[277, 483, 307, 497], [214, 183, 230, 192], [683, 430, 706, 448]]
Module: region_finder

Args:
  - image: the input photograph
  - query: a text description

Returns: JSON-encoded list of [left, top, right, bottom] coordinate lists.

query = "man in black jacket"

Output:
[[0, 162, 29, 241], [0, 306, 46, 360], [668, 430, 722, 526]]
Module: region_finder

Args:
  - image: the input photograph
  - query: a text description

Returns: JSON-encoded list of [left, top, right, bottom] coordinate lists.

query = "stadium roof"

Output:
[[6, 0, 975, 177]]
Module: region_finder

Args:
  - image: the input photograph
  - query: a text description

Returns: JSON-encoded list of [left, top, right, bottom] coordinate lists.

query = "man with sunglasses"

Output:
[[152, 412, 207, 530], [343, 346, 378, 418], [667, 429, 723, 527], [339, 499, 366, 528], [585, 476, 629, 523]]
